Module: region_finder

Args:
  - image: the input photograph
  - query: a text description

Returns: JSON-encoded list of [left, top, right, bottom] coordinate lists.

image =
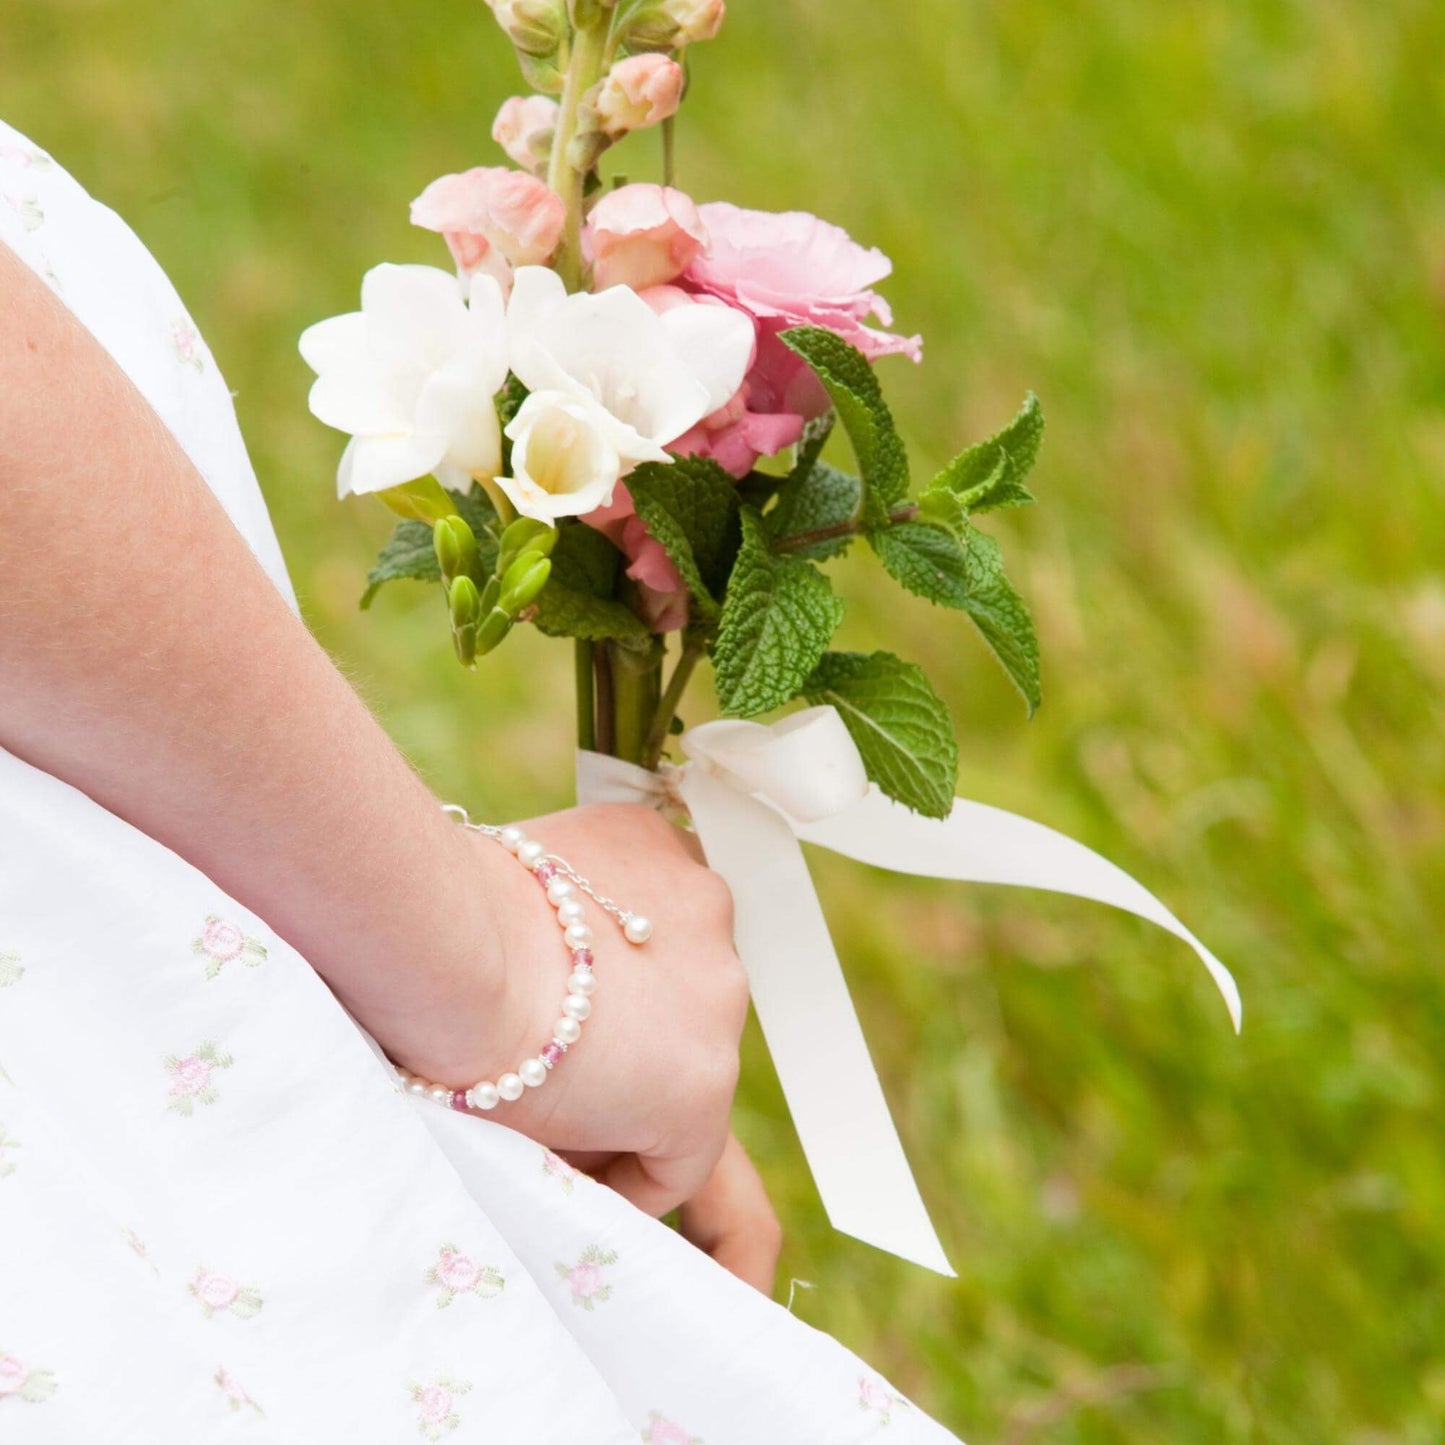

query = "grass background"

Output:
[[6, 1, 1443, 1438]]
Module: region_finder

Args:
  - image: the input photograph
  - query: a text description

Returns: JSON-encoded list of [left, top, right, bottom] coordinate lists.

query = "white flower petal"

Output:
[[308, 362, 414, 437], [657, 302, 755, 416], [360, 263, 471, 374], [299, 311, 367, 375], [337, 432, 449, 497], [503, 390, 623, 519], [465, 271, 511, 393], [416, 359, 503, 479], [506, 265, 570, 392]]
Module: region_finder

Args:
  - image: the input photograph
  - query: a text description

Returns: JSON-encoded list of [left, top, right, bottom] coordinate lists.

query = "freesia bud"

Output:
[[496, 515, 556, 576], [473, 607, 514, 657], [434, 515, 480, 584], [492, 95, 560, 173], [378, 477, 457, 524], [486, 0, 567, 57], [449, 575, 482, 664], [499, 554, 552, 614], [592, 54, 684, 138]]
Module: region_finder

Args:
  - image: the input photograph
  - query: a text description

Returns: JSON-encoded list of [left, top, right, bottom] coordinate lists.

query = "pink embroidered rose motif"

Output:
[[642, 1412, 701, 1444], [192, 915, 267, 979], [0, 1353, 57, 1404], [858, 1377, 907, 1425], [425, 1245, 504, 1308], [164, 1041, 233, 1115], [215, 1366, 262, 1415], [188, 1268, 263, 1320], [555, 1244, 618, 1311], [541, 1147, 581, 1194], [171, 319, 205, 373], [407, 1374, 471, 1439], [0, 951, 23, 987]]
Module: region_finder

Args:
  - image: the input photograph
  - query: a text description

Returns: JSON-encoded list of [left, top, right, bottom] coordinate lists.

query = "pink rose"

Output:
[[201, 918, 244, 961], [645, 1418, 691, 1445], [192, 1271, 240, 1311], [584, 184, 707, 292], [593, 54, 684, 137], [585, 485, 690, 634], [684, 201, 921, 362], [170, 1056, 212, 1096], [492, 95, 559, 173], [0, 1355, 28, 1396], [417, 1384, 452, 1423], [567, 1260, 604, 1299], [410, 167, 566, 287], [435, 1249, 481, 1294]]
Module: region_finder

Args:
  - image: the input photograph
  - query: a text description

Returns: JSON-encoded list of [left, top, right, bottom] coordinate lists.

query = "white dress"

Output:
[[0, 121, 963, 1443]]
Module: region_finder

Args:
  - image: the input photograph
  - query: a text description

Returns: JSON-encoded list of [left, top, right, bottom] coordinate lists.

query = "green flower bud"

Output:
[[496, 516, 556, 576], [473, 607, 513, 657], [448, 574, 481, 629], [479, 575, 502, 615], [518, 52, 565, 95], [486, 0, 567, 57], [378, 476, 455, 525], [433, 515, 480, 585], [499, 555, 552, 615]]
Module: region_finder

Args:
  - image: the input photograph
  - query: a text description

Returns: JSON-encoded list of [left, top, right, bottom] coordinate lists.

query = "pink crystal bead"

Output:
[[572, 947, 594, 968], [450, 1090, 469, 1112], [533, 860, 559, 884], [539, 1041, 565, 1067]]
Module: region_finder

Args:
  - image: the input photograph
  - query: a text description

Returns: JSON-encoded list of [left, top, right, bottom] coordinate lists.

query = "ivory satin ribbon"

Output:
[[576, 707, 1240, 1276]]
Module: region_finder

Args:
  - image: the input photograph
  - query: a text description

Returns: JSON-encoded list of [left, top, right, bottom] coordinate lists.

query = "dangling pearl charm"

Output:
[[623, 913, 653, 944]]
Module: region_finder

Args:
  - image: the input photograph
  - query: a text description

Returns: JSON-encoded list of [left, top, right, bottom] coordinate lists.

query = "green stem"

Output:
[[769, 502, 919, 555], [591, 642, 616, 756], [574, 639, 595, 752], [641, 636, 702, 770], [545, 19, 608, 290], [661, 115, 676, 188], [608, 638, 663, 765]]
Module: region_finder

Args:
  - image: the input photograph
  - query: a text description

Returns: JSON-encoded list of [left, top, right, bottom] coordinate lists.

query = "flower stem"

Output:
[[546, 19, 608, 291], [608, 638, 663, 765], [574, 640, 595, 752], [769, 502, 919, 554], [641, 636, 702, 770]]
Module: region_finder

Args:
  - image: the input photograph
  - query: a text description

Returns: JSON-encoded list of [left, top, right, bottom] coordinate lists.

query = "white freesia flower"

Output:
[[499, 266, 753, 521], [299, 263, 509, 498]]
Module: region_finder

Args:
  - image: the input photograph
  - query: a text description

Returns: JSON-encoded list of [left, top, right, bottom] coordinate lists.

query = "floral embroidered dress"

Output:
[[0, 120, 962, 1443]]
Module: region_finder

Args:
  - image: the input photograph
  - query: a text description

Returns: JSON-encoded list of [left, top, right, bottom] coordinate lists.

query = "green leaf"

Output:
[[801, 651, 958, 818], [778, 327, 908, 523], [624, 456, 741, 619], [713, 509, 844, 717], [764, 462, 863, 560], [531, 522, 649, 641], [359, 486, 499, 609], [869, 522, 1041, 714], [927, 393, 1042, 513]]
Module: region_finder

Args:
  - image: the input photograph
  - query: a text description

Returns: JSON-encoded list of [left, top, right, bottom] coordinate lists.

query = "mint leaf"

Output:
[[778, 327, 908, 523], [927, 393, 1042, 513], [532, 522, 649, 641], [870, 521, 1041, 714], [765, 462, 863, 560], [624, 456, 741, 619], [360, 485, 498, 608], [802, 650, 958, 818], [713, 508, 844, 717]]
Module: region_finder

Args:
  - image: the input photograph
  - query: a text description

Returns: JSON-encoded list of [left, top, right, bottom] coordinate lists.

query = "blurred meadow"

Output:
[[6, 0, 1444, 1438]]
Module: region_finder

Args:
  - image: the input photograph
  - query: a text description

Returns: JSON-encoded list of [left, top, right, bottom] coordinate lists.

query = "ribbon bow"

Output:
[[577, 707, 1240, 1276]]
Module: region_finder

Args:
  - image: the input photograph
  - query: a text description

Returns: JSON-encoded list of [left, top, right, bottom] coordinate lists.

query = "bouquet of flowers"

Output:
[[301, 0, 1237, 1274]]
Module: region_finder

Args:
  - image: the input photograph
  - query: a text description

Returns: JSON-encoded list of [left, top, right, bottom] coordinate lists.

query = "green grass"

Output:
[[7, 1, 1444, 1438]]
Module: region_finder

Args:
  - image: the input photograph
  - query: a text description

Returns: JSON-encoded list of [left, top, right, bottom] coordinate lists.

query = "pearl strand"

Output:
[[394, 816, 650, 1114]]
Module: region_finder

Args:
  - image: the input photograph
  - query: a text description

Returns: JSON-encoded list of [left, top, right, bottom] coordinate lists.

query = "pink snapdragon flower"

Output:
[[585, 484, 690, 634], [410, 167, 565, 290], [491, 95, 559, 173], [583, 184, 707, 291], [593, 54, 684, 137], [684, 201, 921, 362]]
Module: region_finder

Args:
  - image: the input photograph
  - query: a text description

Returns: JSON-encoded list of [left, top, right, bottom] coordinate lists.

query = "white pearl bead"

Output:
[[428, 1085, 451, 1105], [497, 1072, 525, 1102], [554, 1016, 582, 1044], [556, 899, 585, 927], [500, 826, 526, 852], [568, 968, 597, 995], [623, 913, 653, 944], [562, 992, 592, 1022], [545, 878, 574, 905], [517, 839, 546, 867], [563, 923, 593, 950], [406, 1079, 428, 1096], [519, 1057, 547, 1089], [470, 1080, 500, 1111]]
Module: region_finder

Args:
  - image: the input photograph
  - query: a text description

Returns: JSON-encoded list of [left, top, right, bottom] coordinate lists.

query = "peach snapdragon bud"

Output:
[[583, 184, 707, 291], [492, 95, 560, 173], [410, 167, 566, 288], [593, 54, 685, 138], [485, 0, 567, 57], [624, 0, 725, 48]]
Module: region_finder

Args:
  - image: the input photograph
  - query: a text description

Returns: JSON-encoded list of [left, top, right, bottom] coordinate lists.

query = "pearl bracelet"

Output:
[[395, 810, 653, 1114]]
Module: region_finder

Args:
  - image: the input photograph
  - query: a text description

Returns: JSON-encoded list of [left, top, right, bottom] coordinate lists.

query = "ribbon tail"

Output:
[[795, 790, 1242, 1033], [680, 767, 956, 1277]]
